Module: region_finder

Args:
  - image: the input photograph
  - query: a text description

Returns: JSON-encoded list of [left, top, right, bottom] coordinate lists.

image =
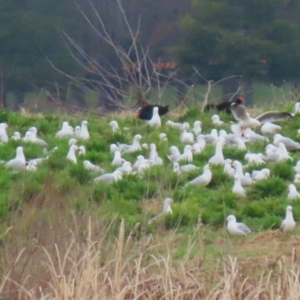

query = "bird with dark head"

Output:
[[137, 104, 169, 120], [204, 96, 245, 114], [235, 96, 245, 105]]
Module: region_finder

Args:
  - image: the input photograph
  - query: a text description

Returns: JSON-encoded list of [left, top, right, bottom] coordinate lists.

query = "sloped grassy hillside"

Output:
[[2, 104, 300, 298], [0, 103, 299, 235]]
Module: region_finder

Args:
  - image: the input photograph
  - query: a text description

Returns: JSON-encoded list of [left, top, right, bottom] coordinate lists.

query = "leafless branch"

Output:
[[38, 0, 191, 113]]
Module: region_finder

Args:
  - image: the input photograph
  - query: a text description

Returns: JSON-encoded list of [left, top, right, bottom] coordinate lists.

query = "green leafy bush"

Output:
[[247, 177, 286, 200], [68, 163, 92, 185], [270, 161, 294, 181]]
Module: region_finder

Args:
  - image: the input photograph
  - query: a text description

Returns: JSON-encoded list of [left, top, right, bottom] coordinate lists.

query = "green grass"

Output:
[[0, 97, 300, 240], [2, 96, 300, 298]]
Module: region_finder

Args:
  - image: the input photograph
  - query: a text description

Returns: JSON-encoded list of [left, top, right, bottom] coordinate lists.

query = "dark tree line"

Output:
[[175, 0, 300, 105], [1, 0, 300, 110], [0, 0, 192, 110]]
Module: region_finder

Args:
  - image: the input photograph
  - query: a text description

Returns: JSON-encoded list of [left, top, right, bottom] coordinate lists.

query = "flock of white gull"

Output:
[[1, 102, 300, 238]]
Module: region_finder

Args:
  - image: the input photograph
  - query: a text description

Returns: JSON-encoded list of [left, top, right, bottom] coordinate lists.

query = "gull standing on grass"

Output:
[[167, 145, 181, 162], [110, 144, 119, 153], [262, 144, 284, 163], [293, 161, 300, 173], [195, 135, 206, 152], [173, 162, 199, 175], [109, 120, 119, 133], [148, 198, 173, 224], [69, 138, 77, 146], [116, 161, 133, 175], [232, 160, 253, 187], [218, 130, 239, 146], [66, 145, 78, 164], [94, 170, 123, 183], [26, 160, 38, 171], [137, 156, 152, 176], [244, 131, 269, 144], [280, 205, 296, 233], [180, 130, 194, 144], [244, 153, 265, 165], [28, 127, 48, 147], [159, 133, 168, 142], [79, 120, 90, 140], [192, 142, 203, 154], [232, 175, 246, 197], [118, 134, 142, 153], [56, 121, 74, 138], [261, 122, 281, 136], [192, 121, 202, 136], [185, 164, 212, 187], [233, 137, 247, 151], [147, 107, 161, 127], [212, 114, 224, 126], [209, 138, 225, 165], [251, 168, 270, 181], [132, 155, 145, 170], [6, 146, 26, 170], [175, 145, 194, 163], [226, 215, 252, 237], [149, 143, 163, 165], [83, 160, 105, 174], [224, 159, 235, 178], [11, 132, 21, 141], [166, 120, 190, 131], [78, 145, 86, 156], [112, 150, 124, 166], [200, 129, 218, 145], [273, 134, 300, 151], [75, 126, 81, 137], [288, 184, 300, 200], [0, 123, 8, 143], [295, 173, 300, 184]]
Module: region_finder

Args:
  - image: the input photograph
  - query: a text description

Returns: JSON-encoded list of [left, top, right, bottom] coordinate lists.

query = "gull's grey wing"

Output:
[[192, 174, 208, 185], [6, 159, 25, 169], [36, 138, 48, 147], [180, 164, 198, 172], [231, 104, 249, 122], [185, 175, 204, 186], [262, 153, 280, 162], [237, 222, 251, 234], [94, 173, 114, 183], [256, 112, 294, 124], [251, 171, 259, 180], [279, 137, 300, 151]]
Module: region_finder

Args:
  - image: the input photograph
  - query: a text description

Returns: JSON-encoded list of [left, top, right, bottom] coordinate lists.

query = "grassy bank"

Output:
[[0, 96, 299, 297]]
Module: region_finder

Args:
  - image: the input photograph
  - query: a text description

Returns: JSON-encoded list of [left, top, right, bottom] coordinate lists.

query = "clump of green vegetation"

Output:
[[261, 215, 282, 230], [0, 102, 299, 236], [270, 161, 294, 181], [247, 177, 286, 200]]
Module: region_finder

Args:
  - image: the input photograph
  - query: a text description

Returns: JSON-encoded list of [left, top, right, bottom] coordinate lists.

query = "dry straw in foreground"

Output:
[[0, 217, 300, 299]]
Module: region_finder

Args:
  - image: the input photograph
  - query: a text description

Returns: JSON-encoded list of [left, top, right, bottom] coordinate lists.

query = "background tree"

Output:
[[0, 0, 86, 109], [61, 0, 193, 111], [0, 0, 194, 110], [175, 0, 300, 105]]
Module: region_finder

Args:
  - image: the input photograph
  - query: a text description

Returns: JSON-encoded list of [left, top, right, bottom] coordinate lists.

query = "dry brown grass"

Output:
[[1, 198, 300, 300]]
